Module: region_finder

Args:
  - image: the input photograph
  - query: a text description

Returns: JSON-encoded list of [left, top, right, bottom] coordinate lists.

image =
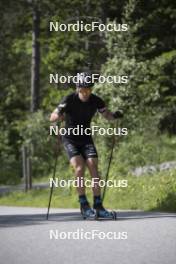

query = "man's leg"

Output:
[[70, 155, 95, 217], [86, 157, 113, 217], [86, 158, 101, 196], [70, 155, 85, 195], [82, 142, 103, 209], [86, 158, 103, 208], [63, 139, 86, 196]]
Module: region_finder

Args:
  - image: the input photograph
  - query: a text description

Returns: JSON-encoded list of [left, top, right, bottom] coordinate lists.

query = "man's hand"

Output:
[[112, 110, 124, 119], [101, 109, 124, 120], [50, 109, 59, 122], [50, 108, 64, 122]]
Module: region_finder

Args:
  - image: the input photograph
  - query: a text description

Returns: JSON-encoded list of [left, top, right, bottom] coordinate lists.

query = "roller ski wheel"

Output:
[[95, 208, 117, 220], [80, 205, 95, 220]]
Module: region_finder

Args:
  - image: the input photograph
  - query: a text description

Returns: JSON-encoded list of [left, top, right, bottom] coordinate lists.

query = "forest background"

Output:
[[0, 0, 176, 211]]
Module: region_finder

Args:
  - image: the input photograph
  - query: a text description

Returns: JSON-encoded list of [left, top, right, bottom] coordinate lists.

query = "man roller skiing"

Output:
[[50, 72, 120, 219]]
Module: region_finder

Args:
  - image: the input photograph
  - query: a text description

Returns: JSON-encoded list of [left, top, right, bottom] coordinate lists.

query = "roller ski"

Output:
[[94, 206, 117, 220], [93, 196, 117, 220]]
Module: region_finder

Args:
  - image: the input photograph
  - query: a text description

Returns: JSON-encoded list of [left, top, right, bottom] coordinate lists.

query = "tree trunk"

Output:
[[31, 5, 40, 112]]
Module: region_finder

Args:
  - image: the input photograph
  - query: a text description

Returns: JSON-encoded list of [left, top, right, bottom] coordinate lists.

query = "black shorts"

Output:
[[62, 138, 98, 160]]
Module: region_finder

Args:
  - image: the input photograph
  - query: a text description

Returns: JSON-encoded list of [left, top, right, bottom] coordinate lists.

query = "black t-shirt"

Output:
[[57, 92, 106, 143]]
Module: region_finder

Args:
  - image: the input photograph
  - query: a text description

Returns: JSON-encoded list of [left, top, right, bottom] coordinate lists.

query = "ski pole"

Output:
[[102, 131, 116, 202], [102, 120, 119, 202], [46, 135, 61, 220]]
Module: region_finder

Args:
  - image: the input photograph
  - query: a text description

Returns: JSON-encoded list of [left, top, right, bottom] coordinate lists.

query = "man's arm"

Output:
[[101, 109, 115, 120], [96, 96, 123, 121], [50, 95, 69, 122], [50, 108, 64, 122], [100, 109, 124, 121]]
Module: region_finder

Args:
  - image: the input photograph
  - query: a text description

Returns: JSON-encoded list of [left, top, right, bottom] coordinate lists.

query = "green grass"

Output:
[[1, 134, 176, 211], [105, 169, 176, 211], [0, 169, 176, 212]]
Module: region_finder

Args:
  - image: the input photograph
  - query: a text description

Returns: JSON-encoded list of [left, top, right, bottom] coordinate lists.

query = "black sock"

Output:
[[79, 195, 88, 205], [93, 195, 102, 208]]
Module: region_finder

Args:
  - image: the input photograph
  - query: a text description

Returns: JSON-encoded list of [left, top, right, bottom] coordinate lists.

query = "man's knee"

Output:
[[86, 158, 98, 168], [70, 156, 85, 174], [75, 165, 84, 174]]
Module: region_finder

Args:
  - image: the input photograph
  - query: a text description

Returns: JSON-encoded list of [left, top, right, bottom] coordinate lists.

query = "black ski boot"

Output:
[[93, 196, 116, 220], [79, 196, 95, 219]]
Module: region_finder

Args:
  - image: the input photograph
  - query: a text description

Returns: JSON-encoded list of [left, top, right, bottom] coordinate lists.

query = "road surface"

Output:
[[0, 206, 176, 264]]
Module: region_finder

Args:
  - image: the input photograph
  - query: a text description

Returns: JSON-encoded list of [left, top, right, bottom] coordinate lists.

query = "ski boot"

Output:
[[79, 197, 95, 220], [94, 204, 116, 220]]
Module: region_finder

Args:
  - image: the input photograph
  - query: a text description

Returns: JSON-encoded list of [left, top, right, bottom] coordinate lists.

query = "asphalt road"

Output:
[[0, 206, 176, 264]]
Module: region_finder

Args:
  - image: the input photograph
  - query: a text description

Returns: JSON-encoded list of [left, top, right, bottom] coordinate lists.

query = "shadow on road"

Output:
[[0, 210, 175, 228]]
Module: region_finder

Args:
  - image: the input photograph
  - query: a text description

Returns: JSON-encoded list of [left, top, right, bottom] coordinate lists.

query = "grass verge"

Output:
[[0, 169, 176, 212]]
